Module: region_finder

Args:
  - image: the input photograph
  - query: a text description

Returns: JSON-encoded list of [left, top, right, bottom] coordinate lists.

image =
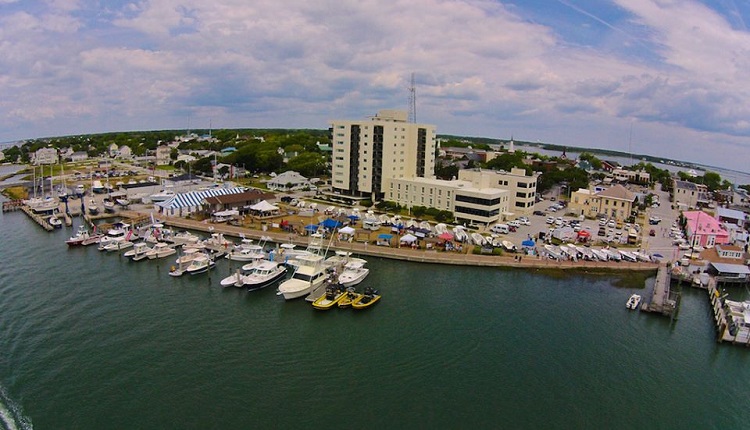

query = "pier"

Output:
[[641, 263, 680, 319], [19, 205, 54, 231], [2, 200, 24, 212], [707, 280, 750, 346]]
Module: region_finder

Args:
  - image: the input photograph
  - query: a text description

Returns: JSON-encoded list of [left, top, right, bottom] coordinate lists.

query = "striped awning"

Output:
[[157, 187, 246, 210]]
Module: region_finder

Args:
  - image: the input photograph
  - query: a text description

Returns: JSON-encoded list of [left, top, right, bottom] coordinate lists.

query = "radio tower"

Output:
[[408, 72, 417, 123]]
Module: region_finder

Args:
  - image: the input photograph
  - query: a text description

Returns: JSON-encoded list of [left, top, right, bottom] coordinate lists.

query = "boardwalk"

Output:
[[641, 263, 678, 317]]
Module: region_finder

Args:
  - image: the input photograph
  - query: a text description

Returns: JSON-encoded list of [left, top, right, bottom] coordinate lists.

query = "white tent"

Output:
[[339, 226, 355, 235], [249, 200, 279, 212], [400, 233, 418, 243]]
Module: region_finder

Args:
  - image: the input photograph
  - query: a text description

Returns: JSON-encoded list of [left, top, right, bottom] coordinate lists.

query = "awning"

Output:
[[321, 218, 342, 229], [438, 232, 454, 240]]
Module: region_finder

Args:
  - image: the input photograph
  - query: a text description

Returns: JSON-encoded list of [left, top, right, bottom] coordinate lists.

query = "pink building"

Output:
[[683, 210, 730, 248]]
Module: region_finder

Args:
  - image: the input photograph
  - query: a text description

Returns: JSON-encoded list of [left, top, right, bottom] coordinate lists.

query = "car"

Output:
[[508, 221, 521, 228], [517, 216, 530, 225], [649, 229, 656, 236], [546, 217, 555, 224], [607, 220, 616, 228], [548, 206, 557, 212], [598, 227, 606, 236], [599, 218, 607, 226], [533, 210, 545, 216]]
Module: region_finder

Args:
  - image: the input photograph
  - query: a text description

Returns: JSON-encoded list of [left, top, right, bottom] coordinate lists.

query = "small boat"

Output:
[[226, 239, 265, 261], [543, 244, 562, 260], [170, 231, 202, 247], [501, 240, 517, 253], [102, 239, 134, 252], [243, 260, 287, 291], [220, 269, 246, 288], [115, 197, 130, 207], [88, 199, 99, 215], [471, 232, 486, 246], [351, 287, 381, 309], [619, 250, 638, 262], [626, 294, 642, 310], [185, 254, 215, 275], [337, 287, 359, 308], [591, 248, 610, 261], [312, 283, 347, 310], [48, 215, 63, 229], [102, 198, 116, 213], [337, 259, 369, 288]]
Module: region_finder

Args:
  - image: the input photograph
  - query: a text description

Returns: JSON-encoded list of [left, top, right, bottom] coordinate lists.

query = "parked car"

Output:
[[533, 210, 545, 216], [546, 217, 555, 224], [517, 217, 530, 226]]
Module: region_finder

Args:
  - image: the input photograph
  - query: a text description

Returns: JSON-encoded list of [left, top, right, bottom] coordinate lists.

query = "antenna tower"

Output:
[[408, 72, 417, 123]]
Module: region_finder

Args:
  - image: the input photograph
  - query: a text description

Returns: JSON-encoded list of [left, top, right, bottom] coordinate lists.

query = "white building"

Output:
[[457, 168, 539, 216], [108, 143, 119, 157], [385, 176, 510, 225], [70, 151, 89, 162], [34, 147, 58, 165], [155, 145, 172, 166], [330, 109, 436, 201], [118, 145, 133, 159], [266, 171, 312, 191]]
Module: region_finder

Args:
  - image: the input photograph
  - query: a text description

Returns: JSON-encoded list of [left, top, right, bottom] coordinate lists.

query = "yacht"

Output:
[[97, 222, 131, 251], [226, 240, 265, 262], [185, 254, 215, 275], [277, 255, 329, 300], [146, 242, 176, 260], [148, 185, 175, 202], [221, 260, 287, 290], [123, 242, 153, 261], [66, 225, 92, 246], [87, 199, 99, 216]]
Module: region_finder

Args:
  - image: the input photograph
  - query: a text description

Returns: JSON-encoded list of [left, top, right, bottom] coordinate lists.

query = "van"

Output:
[[490, 224, 509, 234]]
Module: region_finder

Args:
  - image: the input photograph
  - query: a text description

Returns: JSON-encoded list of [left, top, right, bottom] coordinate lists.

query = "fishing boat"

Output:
[[337, 259, 369, 288], [97, 223, 131, 251], [626, 294, 642, 310], [244, 261, 287, 291], [225, 239, 265, 262], [351, 287, 381, 309], [501, 240, 517, 253], [87, 199, 99, 216], [312, 283, 347, 310], [66, 225, 92, 246], [277, 254, 328, 300], [102, 198, 116, 213], [471, 232, 486, 246]]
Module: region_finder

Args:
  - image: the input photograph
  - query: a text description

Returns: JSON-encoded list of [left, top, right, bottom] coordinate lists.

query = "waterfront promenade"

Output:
[[121, 210, 658, 272]]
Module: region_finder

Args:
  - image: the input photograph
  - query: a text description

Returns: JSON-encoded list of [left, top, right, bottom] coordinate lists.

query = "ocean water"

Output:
[[1, 208, 749, 429]]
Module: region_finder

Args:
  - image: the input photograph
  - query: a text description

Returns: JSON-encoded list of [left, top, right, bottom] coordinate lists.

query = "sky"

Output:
[[2, 0, 750, 172]]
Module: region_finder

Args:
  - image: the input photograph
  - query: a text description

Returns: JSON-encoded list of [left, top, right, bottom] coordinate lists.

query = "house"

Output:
[[266, 171, 312, 191], [118, 145, 132, 159], [108, 143, 119, 157], [70, 151, 89, 162], [33, 147, 58, 165], [716, 207, 746, 227], [612, 168, 650, 184], [673, 179, 711, 209]]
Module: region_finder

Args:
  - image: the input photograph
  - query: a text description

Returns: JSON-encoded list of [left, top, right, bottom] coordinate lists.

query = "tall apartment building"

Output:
[[330, 110, 436, 201]]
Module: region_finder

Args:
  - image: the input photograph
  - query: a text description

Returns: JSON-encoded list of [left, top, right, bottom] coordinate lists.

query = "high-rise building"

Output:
[[329, 110, 436, 201]]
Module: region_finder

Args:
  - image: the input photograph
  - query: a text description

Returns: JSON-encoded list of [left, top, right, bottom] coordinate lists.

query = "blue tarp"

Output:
[[321, 218, 342, 229], [304, 224, 319, 232], [348, 214, 360, 220], [521, 239, 536, 247], [378, 233, 393, 239]]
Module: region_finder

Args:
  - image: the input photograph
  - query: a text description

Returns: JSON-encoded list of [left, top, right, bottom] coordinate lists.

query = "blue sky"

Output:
[[2, 0, 750, 172]]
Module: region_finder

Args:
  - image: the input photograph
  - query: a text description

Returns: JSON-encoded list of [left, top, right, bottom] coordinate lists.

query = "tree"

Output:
[[286, 153, 326, 177]]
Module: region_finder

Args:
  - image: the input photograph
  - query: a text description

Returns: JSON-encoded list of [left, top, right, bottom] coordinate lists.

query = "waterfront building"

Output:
[[569, 184, 636, 220], [33, 147, 58, 165], [673, 179, 711, 210], [457, 168, 540, 216], [684, 210, 730, 248], [329, 109, 436, 201], [384, 176, 510, 225]]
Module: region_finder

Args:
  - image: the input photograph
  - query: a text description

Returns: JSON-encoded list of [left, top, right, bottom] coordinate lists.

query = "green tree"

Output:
[[286, 153, 326, 177]]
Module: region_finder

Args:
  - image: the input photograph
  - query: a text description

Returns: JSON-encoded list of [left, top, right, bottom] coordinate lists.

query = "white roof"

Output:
[[249, 200, 279, 212]]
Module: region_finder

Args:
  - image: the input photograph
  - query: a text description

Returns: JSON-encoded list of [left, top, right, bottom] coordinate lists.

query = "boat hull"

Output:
[[351, 294, 381, 309], [246, 269, 287, 292]]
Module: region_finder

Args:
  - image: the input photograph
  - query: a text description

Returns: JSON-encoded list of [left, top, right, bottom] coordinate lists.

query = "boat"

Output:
[[277, 254, 329, 300], [312, 283, 347, 310], [632, 251, 652, 262], [123, 242, 153, 261], [626, 294, 642, 310], [91, 180, 106, 194], [337, 287, 359, 308], [87, 199, 99, 216], [169, 231, 202, 247], [169, 248, 201, 277], [226, 238, 265, 261], [501, 240, 517, 253], [452, 226, 468, 242], [115, 197, 130, 207], [619, 250, 638, 262], [351, 287, 381, 309], [337, 259, 369, 288], [603, 248, 621, 261], [102, 238, 134, 252], [220, 269, 246, 288], [543, 244, 562, 260], [74, 184, 85, 197], [48, 215, 63, 229], [148, 186, 175, 202], [243, 261, 287, 291], [471, 232, 486, 246], [185, 254, 215, 275], [591, 248, 610, 261], [97, 222, 132, 251], [102, 198, 116, 213], [66, 225, 92, 246], [145, 242, 176, 260]]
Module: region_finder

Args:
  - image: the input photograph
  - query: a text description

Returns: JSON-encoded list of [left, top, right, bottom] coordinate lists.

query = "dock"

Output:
[[641, 263, 680, 319], [2, 200, 24, 212], [19, 205, 54, 231], [707, 280, 750, 346]]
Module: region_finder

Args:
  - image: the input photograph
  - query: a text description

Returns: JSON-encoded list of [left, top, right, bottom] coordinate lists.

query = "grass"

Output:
[[3, 186, 28, 200]]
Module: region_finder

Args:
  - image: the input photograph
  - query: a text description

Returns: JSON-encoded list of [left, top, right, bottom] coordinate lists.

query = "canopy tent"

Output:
[[304, 224, 319, 232], [348, 214, 360, 220], [377, 233, 393, 240], [577, 229, 591, 237], [521, 239, 536, 247], [249, 200, 279, 212], [438, 232, 454, 241], [400, 233, 418, 243], [339, 226, 355, 235], [321, 218, 342, 229]]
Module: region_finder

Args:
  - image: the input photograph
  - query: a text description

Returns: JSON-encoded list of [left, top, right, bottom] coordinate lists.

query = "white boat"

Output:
[[337, 259, 369, 288], [87, 199, 99, 215], [91, 180, 106, 194], [115, 197, 130, 207], [274, 242, 313, 267], [435, 223, 448, 235], [633, 251, 652, 262], [226, 240, 265, 261], [471, 232, 486, 246], [123, 242, 153, 261], [48, 215, 62, 229], [277, 255, 329, 300], [223, 260, 288, 290], [97, 222, 132, 250], [102, 198, 116, 213], [170, 231, 202, 247], [149, 186, 175, 202], [603, 248, 621, 261], [452, 226, 468, 242], [185, 254, 215, 275], [626, 294, 642, 310], [501, 240, 517, 253], [103, 239, 134, 252], [220, 269, 246, 288], [74, 184, 85, 197], [419, 221, 432, 232], [543, 244, 562, 260], [146, 242, 176, 260], [66, 225, 92, 246], [591, 248, 610, 261], [619, 250, 638, 262]]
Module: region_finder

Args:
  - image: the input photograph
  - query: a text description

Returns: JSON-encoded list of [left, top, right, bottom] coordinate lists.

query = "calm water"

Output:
[[1, 207, 749, 429]]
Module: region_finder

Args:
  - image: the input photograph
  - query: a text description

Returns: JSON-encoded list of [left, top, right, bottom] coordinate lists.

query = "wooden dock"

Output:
[[19, 205, 54, 231], [641, 263, 680, 319], [2, 200, 24, 212], [707, 280, 750, 346]]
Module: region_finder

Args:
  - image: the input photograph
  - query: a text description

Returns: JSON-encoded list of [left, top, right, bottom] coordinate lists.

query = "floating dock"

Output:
[[707, 280, 750, 346]]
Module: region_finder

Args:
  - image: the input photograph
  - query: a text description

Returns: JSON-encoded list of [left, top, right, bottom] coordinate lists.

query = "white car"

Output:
[[607, 220, 616, 228], [546, 217, 555, 224], [508, 221, 521, 228], [517, 217, 530, 226]]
